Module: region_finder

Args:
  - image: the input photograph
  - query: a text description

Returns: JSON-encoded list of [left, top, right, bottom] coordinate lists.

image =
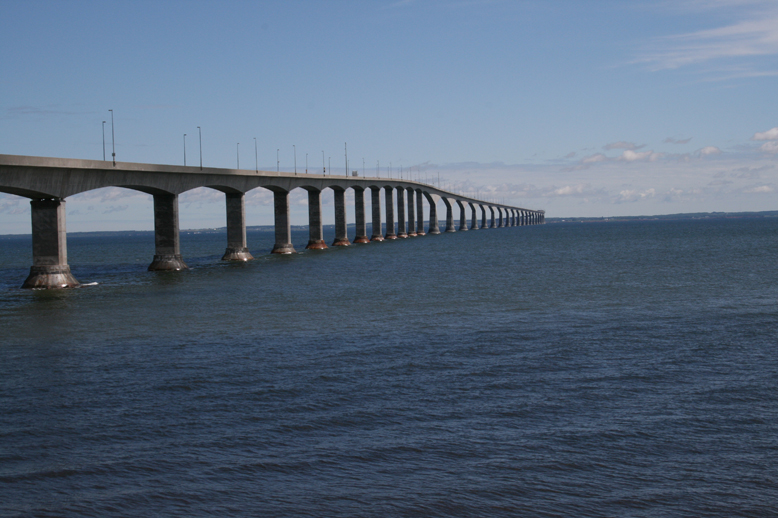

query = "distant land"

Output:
[[546, 210, 778, 223], [2, 211, 777, 239]]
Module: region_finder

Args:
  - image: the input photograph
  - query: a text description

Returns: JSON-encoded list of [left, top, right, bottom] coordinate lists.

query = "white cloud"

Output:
[[603, 141, 644, 151], [620, 150, 662, 162], [759, 141, 778, 153], [636, 2, 778, 76], [582, 153, 607, 164], [745, 185, 774, 193], [698, 146, 722, 157], [752, 127, 778, 140]]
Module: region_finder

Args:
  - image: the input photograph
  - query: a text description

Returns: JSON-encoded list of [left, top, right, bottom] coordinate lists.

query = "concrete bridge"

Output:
[[0, 154, 545, 289]]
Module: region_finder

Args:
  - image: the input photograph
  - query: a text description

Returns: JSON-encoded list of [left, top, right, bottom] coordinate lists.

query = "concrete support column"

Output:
[[370, 187, 384, 242], [305, 189, 327, 250], [415, 189, 426, 235], [469, 203, 478, 230], [457, 200, 469, 231], [149, 193, 188, 270], [332, 188, 350, 246], [396, 187, 408, 238], [353, 187, 369, 243], [427, 195, 441, 234], [480, 205, 488, 229], [444, 199, 456, 232], [271, 190, 296, 254], [406, 188, 417, 236], [489, 207, 496, 228], [521, 211, 526, 226], [222, 192, 254, 260], [21, 198, 80, 289], [497, 208, 504, 228], [511, 210, 516, 227], [385, 187, 397, 239]]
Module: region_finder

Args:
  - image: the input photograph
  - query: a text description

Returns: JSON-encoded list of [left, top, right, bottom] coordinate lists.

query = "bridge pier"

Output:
[[480, 205, 487, 229], [353, 187, 370, 243], [305, 188, 327, 250], [498, 208, 505, 228], [370, 187, 384, 241], [148, 193, 188, 270], [332, 188, 350, 246], [489, 207, 496, 228], [457, 200, 468, 231], [21, 198, 80, 289], [396, 187, 408, 238], [222, 193, 254, 260], [385, 187, 397, 239], [470, 203, 478, 230], [415, 189, 426, 235], [444, 199, 456, 233], [406, 188, 417, 236], [427, 196, 441, 234], [271, 190, 296, 254]]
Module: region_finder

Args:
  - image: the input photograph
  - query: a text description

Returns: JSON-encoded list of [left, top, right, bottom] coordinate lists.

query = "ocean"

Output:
[[1, 218, 776, 516]]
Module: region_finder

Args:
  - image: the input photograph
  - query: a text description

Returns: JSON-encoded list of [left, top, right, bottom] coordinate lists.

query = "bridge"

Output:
[[0, 154, 545, 289]]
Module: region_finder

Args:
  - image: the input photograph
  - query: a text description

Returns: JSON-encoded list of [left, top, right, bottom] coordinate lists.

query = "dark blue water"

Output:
[[1, 219, 777, 517]]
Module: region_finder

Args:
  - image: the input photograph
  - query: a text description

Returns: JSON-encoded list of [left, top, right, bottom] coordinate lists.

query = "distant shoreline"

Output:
[[2, 211, 777, 239], [546, 210, 778, 223]]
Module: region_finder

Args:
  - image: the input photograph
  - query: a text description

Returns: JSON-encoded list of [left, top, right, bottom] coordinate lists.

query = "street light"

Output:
[[293, 145, 297, 174], [108, 109, 115, 166], [322, 151, 325, 174], [344, 142, 348, 176], [254, 137, 258, 172], [306, 152, 308, 174], [237, 142, 240, 169], [102, 121, 106, 161], [198, 126, 202, 170], [183, 134, 187, 166], [277, 149, 279, 172]]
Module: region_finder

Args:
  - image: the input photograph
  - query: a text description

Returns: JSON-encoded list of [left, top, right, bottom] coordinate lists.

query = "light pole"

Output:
[[254, 138, 258, 172], [237, 142, 240, 169], [198, 126, 202, 170], [108, 109, 115, 166], [344, 142, 348, 176], [293, 145, 297, 174], [328, 157, 331, 176], [362, 158, 365, 177], [183, 134, 187, 166], [306, 153, 308, 174], [322, 151, 325, 174], [277, 149, 279, 172], [377, 160, 379, 178], [102, 121, 106, 161]]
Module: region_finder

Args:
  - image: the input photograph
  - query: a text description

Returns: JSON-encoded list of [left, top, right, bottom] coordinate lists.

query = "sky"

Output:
[[1, 0, 777, 233]]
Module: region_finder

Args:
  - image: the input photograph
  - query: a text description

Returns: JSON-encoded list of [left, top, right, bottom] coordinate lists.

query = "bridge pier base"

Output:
[[149, 194, 188, 271], [22, 198, 80, 289], [332, 188, 351, 246], [470, 203, 478, 230], [457, 200, 469, 231], [353, 187, 370, 243], [271, 190, 296, 254], [305, 189, 328, 250], [370, 187, 384, 242], [222, 193, 254, 260]]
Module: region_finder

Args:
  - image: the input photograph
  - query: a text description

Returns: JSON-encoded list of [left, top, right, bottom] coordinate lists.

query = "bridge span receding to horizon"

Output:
[[0, 154, 545, 289]]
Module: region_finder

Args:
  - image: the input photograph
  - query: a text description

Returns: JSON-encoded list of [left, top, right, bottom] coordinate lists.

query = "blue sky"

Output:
[[1, 0, 777, 232]]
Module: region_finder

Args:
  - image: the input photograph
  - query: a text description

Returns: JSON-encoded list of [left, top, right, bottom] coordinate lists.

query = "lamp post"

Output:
[[377, 160, 379, 178], [293, 144, 297, 174], [306, 153, 308, 174], [344, 142, 348, 176], [108, 109, 115, 166], [237, 143, 240, 169], [362, 158, 365, 177], [198, 126, 202, 170], [322, 151, 325, 174], [183, 134, 187, 166], [254, 138, 258, 172], [102, 121, 106, 161], [277, 149, 279, 172], [328, 157, 331, 176]]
